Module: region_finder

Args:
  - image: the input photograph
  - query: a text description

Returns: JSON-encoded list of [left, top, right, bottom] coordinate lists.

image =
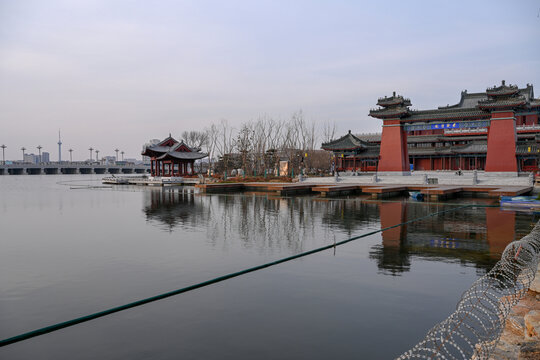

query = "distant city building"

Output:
[[23, 153, 39, 164], [42, 152, 50, 163], [103, 156, 116, 165], [124, 158, 139, 164]]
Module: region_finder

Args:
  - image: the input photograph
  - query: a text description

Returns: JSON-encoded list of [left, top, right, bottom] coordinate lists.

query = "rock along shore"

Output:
[[491, 264, 540, 359]]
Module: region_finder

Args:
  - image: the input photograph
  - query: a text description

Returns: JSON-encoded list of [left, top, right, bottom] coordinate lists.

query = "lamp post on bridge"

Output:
[[115, 148, 119, 162], [69, 149, 73, 163], [37, 145, 42, 164], [95, 150, 100, 162], [21, 147, 26, 161], [1, 144, 6, 165], [88, 147, 93, 162], [121, 151, 124, 161]]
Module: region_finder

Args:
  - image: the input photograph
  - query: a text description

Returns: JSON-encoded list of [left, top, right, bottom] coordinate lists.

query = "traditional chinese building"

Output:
[[322, 81, 540, 173], [141, 135, 207, 177]]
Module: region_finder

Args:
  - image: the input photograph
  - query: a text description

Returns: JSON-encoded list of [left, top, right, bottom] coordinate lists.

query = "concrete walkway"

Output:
[[302, 171, 534, 187]]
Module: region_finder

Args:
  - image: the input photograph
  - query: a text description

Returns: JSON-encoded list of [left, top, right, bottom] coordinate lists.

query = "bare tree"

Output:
[[180, 130, 208, 149], [204, 124, 219, 175], [215, 119, 235, 175], [322, 120, 337, 144], [235, 122, 254, 175]]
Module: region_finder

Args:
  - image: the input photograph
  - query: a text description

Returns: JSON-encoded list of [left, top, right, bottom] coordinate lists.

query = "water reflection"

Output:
[[143, 188, 538, 275], [371, 201, 539, 276]]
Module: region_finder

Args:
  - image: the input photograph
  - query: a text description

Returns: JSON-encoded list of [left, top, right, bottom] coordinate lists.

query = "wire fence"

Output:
[[397, 220, 540, 360]]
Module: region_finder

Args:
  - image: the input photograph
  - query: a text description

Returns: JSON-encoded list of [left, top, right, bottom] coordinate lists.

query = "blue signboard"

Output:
[[404, 120, 490, 132], [431, 122, 459, 130]]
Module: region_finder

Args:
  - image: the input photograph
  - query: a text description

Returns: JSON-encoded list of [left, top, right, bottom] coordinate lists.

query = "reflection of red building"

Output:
[[322, 82, 540, 173], [142, 136, 207, 177], [485, 208, 515, 258], [379, 202, 407, 247], [377, 202, 516, 256]]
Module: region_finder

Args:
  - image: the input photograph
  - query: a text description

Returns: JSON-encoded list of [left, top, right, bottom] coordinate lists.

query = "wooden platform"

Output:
[[195, 182, 533, 199]]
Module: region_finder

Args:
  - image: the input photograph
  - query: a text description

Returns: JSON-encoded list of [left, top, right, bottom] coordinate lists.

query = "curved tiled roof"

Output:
[[438, 92, 488, 110], [407, 108, 490, 121], [477, 97, 527, 110], [376, 95, 411, 107], [156, 152, 208, 160], [141, 136, 206, 159], [321, 131, 373, 150], [369, 107, 409, 119]]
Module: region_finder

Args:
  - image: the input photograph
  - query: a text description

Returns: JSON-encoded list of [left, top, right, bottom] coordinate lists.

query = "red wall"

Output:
[[485, 111, 518, 172], [378, 119, 410, 172]]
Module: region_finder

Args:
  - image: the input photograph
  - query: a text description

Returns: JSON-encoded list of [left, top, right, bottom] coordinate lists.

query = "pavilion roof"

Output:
[[368, 107, 410, 119], [485, 81, 520, 97], [142, 135, 206, 159], [321, 131, 374, 150], [156, 151, 208, 160]]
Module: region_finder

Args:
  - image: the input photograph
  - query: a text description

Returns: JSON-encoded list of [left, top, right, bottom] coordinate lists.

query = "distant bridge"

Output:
[[0, 163, 150, 175]]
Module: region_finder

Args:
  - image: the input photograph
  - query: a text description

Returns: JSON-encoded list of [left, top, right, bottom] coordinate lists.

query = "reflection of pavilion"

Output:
[[369, 201, 520, 276], [143, 188, 207, 231]]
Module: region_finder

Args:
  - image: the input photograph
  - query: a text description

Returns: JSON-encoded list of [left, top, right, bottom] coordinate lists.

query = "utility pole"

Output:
[[1, 144, 6, 165], [121, 151, 124, 161], [37, 145, 42, 164], [89, 147, 93, 162], [115, 148, 119, 161], [95, 150, 100, 162], [21, 147, 26, 161], [69, 149, 73, 162]]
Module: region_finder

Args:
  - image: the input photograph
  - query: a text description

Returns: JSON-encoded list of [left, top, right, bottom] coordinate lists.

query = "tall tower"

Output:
[[58, 130, 62, 163]]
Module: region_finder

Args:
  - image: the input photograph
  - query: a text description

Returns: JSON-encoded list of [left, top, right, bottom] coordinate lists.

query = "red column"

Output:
[[378, 119, 410, 174], [485, 111, 517, 172]]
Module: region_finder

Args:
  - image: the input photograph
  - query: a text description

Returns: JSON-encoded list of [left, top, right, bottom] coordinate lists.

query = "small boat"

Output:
[[102, 176, 129, 184], [410, 191, 424, 201], [500, 196, 540, 211]]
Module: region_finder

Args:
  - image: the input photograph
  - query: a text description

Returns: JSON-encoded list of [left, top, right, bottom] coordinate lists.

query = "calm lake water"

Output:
[[1, 175, 537, 359]]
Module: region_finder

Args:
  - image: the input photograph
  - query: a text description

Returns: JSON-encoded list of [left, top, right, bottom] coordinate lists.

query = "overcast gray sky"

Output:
[[1, 0, 539, 161]]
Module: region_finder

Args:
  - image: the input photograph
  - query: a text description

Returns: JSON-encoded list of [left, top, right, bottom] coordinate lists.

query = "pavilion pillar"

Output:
[[485, 111, 517, 173], [378, 119, 410, 175], [151, 160, 154, 176]]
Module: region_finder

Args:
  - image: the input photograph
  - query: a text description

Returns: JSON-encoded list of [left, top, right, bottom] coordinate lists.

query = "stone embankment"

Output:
[[491, 265, 540, 359]]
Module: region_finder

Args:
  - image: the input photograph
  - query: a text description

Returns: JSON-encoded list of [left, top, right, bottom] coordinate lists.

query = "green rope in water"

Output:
[[0, 204, 497, 347]]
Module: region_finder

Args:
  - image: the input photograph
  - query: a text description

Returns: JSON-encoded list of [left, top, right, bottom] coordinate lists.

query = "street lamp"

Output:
[[69, 149, 73, 162], [37, 145, 42, 164], [21, 147, 26, 161], [95, 150, 99, 162], [115, 148, 119, 161], [121, 151, 124, 161], [1, 144, 6, 165], [89, 147, 93, 162]]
